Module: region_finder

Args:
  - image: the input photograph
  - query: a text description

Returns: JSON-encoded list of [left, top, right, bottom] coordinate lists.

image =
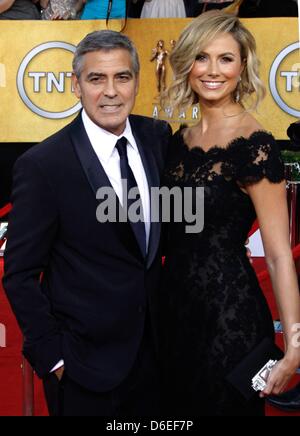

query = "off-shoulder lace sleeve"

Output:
[[223, 131, 285, 186]]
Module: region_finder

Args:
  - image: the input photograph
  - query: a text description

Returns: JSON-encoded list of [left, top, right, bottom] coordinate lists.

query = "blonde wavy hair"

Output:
[[161, 10, 265, 112]]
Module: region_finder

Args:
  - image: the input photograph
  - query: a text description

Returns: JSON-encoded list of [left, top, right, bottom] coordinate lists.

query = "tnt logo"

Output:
[[17, 42, 81, 119], [269, 42, 300, 117], [0, 63, 6, 88], [29, 71, 73, 93], [0, 323, 6, 348]]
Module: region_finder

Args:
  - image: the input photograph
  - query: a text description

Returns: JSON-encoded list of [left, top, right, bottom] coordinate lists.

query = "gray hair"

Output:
[[73, 30, 140, 78]]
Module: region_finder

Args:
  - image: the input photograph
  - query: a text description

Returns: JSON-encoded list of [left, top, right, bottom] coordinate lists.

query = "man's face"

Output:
[[73, 49, 139, 136]]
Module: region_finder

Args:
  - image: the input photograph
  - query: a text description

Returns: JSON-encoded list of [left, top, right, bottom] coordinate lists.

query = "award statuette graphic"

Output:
[[151, 40, 169, 95], [150, 38, 200, 124]]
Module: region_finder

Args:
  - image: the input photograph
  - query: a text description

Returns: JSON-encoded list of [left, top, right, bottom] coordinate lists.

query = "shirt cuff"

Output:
[[50, 360, 64, 373]]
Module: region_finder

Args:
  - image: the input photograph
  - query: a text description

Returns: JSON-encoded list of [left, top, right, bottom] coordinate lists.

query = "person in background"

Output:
[[80, 0, 126, 20], [0, 0, 40, 19], [239, 0, 298, 17], [40, 0, 85, 19], [184, 0, 235, 17], [128, 0, 236, 18], [159, 10, 300, 416], [140, 0, 186, 18], [128, 0, 144, 17]]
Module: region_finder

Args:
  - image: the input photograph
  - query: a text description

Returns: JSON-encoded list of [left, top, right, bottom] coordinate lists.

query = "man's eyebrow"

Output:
[[115, 70, 134, 77], [86, 70, 134, 79], [86, 72, 105, 79]]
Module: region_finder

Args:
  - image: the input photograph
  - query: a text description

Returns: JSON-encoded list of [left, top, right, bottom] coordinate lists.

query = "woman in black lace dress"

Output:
[[160, 10, 300, 416]]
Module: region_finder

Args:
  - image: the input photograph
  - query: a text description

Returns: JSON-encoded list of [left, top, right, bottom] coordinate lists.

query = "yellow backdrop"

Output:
[[0, 18, 299, 142]]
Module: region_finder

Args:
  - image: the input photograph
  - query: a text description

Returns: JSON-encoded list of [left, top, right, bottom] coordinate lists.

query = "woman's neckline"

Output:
[[179, 128, 273, 155]]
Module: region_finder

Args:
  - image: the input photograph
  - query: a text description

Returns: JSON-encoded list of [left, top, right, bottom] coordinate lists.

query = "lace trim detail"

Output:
[[165, 130, 285, 187], [178, 129, 273, 155]]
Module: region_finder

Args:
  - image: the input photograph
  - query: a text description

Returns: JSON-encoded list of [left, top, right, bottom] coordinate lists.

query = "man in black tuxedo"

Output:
[[3, 30, 171, 416]]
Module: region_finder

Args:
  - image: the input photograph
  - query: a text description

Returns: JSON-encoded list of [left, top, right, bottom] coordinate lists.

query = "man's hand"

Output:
[[54, 366, 64, 381]]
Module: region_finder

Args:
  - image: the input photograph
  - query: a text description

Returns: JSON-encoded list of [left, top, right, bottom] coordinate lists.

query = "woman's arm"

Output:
[[0, 0, 15, 13], [247, 178, 300, 395]]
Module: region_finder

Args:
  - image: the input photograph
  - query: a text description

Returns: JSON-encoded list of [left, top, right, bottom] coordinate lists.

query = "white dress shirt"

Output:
[[82, 109, 150, 248], [51, 110, 151, 374]]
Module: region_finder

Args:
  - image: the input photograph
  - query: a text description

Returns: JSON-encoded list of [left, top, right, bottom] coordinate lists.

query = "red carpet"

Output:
[[0, 259, 48, 416], [0, 257, 299, 416]]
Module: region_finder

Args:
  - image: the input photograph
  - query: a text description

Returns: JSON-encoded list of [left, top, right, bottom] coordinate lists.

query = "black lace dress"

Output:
[[160, 129, 285, 416]]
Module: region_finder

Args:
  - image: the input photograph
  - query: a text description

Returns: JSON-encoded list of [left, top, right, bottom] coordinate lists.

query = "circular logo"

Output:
[[269, 42, 300, 117], [17, 42, 81, 119]]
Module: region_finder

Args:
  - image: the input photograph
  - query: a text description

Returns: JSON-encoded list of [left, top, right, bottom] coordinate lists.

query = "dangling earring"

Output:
[[235, 77, 242, 103]]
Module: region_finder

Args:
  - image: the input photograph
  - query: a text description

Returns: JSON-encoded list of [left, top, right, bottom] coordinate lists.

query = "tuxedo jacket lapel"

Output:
[[70, 114, 162, 268], [70, 115, 143, 261], [70, 114, 112, 197]]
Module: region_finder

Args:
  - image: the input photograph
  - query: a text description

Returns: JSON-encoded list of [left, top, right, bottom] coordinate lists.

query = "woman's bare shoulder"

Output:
[[239, 114, 265, 137]]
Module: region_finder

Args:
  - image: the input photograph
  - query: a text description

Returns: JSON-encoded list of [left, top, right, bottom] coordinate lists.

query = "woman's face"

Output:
[[189, 32, 244, 105]]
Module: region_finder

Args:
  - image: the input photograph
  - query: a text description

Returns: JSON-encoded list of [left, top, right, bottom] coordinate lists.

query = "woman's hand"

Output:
[[261, 351, 300, 397]]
